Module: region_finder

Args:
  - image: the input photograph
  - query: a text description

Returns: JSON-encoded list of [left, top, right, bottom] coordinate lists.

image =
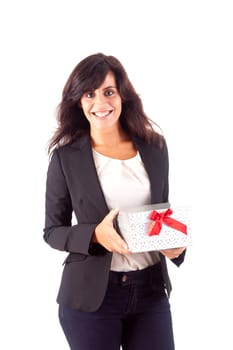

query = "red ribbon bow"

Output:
[[148, 208, 187, 236]]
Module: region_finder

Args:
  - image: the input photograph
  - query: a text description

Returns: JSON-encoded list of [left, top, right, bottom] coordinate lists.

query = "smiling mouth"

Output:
[[92, 110, 113, 118]]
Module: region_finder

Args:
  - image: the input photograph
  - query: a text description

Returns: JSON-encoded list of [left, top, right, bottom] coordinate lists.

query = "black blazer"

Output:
[[43, 135, 185, 312]]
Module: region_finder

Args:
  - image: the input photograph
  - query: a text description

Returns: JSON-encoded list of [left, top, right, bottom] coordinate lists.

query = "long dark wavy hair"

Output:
[[48, 53, 163, 154]]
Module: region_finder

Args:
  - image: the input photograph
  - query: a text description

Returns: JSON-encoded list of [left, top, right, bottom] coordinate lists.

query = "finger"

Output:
[[160, 249, 180, 259], [113, 243, 130, 255], [114, 233, 129, 251], [173, 247, 186, 256], [106, 237, 129, 254]]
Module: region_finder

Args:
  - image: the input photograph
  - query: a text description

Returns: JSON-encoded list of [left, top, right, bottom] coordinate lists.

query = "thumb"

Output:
[[107, 208, 120, 221]]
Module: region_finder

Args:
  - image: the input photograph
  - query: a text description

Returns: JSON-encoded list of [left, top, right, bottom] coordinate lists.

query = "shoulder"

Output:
[[49, 135, 91, 169], [133, 134, 169, 171], [53, 135, 90, 156], [133, 133, 168, 153]]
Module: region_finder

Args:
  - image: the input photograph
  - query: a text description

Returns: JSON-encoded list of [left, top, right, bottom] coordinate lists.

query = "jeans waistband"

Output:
[[109, 263, 163, 286]]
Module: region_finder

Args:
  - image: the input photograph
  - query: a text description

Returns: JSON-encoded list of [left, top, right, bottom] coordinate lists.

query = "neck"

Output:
[[90, 127, 129, 148]]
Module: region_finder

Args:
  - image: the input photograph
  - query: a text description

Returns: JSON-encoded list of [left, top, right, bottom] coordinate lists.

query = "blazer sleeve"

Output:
[[162, 137, 186, 267], [43, 150, 97, 255], [162, 137, 169, 203]]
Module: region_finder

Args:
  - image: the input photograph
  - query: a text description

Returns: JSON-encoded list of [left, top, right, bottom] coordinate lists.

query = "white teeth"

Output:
[[93, 111, 111, 118]]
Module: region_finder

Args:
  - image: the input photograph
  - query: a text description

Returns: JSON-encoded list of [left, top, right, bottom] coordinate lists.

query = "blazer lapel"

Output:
[[134, 138, 166, 204], [70, 135, 110, 216]]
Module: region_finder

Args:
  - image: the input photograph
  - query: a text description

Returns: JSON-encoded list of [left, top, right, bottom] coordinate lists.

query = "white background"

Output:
[[1, 1, 232, 349]]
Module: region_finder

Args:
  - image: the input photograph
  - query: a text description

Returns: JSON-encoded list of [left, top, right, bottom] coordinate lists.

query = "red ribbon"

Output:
[[148, 208, 187, 236]]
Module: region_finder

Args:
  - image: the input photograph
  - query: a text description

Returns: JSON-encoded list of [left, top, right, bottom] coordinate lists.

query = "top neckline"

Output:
[[92, 148, 139, 162]]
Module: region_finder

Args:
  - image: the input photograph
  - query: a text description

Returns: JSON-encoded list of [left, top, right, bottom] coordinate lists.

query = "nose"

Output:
[[93, 92, 107, 105]]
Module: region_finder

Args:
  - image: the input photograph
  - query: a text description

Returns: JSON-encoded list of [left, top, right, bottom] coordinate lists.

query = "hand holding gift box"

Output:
[[116, 203, 192, 253]]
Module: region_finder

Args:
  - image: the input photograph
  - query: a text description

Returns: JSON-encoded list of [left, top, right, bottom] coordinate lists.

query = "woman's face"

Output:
[[80, 71, 122, 132]]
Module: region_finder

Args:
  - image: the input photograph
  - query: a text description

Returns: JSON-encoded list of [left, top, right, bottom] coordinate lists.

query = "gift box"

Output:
[[116, 202, 192, 253]]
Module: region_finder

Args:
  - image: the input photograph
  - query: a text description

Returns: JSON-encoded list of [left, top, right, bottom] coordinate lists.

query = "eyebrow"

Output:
[[103, 85, 117, 90]]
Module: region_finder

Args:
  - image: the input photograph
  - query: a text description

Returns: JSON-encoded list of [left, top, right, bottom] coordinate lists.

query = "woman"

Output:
[[43, 53, 186, 350]]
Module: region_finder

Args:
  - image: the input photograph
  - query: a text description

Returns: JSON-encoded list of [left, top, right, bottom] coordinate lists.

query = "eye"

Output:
[[104, 89, 114, 97], [84, 91, 94, 98]]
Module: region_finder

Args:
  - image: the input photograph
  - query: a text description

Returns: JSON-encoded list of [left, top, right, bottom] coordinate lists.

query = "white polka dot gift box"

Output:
[[116, 202, 192, 253]]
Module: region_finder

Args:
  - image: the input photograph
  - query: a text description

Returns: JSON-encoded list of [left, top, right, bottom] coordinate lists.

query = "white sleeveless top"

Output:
[[92, 149, 160, 272]]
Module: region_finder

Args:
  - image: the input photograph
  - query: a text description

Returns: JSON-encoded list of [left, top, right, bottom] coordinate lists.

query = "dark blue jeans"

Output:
[[59, 264, 175, 350]]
